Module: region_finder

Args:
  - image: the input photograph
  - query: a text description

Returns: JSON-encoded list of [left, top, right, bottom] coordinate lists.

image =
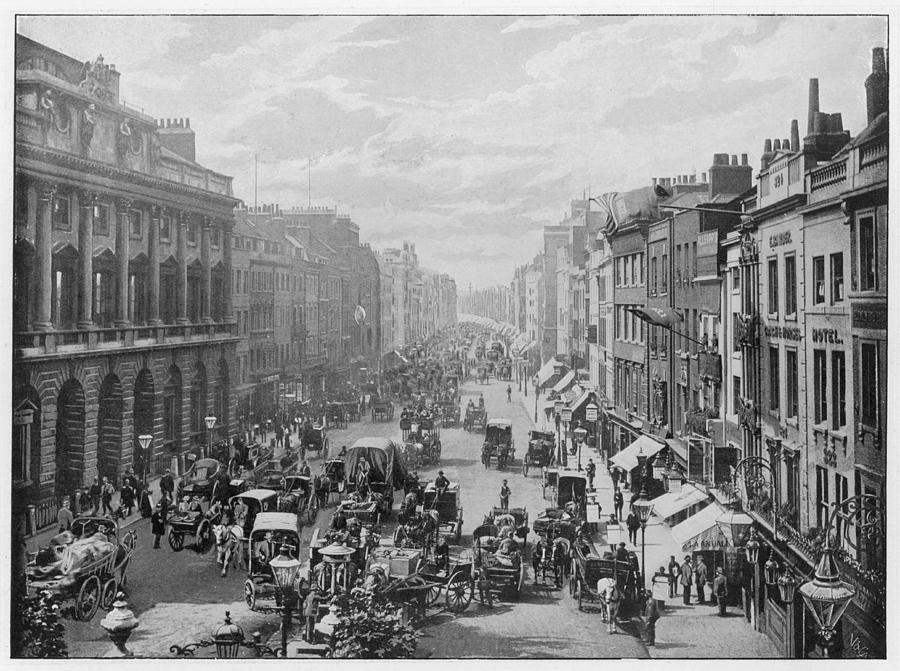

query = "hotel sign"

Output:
[[852, 303, 887, 330]]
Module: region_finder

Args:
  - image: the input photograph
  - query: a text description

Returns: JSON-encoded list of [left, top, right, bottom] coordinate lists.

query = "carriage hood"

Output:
[[345, 438, 408, 488]]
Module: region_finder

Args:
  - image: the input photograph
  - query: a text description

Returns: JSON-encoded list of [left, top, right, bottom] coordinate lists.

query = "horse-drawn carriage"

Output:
[[300, 425, 329, 459], [497, 358, 513, 381], [167, 503, 222, 553], [464, 405, 488, 432], [344, 438, 409, 520], [523, 430, 556, 477], [273, 474, 319, 524], [482, 419, 515, 469], [437, 400, 460, 427], [404, 418, 442, 467], [547, 469, 590, 518], [342, 400, 360, 424], [532, 507, 579, 542], [26, 516, 137, 621], [230, 489, 280, 537], [179, 458, 230, 502], [370, 397, 394, 422], [569, 536, 640, 614], [421, 481, 463, 544], [243, 512, 303, 611], [482, 506, 529, 544], [416, 546, 479, 613], [472, 523, 526, 600], [326, 403, 347, 430]]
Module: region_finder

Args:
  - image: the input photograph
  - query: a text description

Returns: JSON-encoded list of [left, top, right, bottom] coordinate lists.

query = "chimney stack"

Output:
[[741, 153, 749, 166], [773, 139, 781, 151], [782, 139, 790, 151], [808, 78, 820, 135], [790, 119, 800, 152], [866, 47, 888, 124], [813, 111, 827, 134], [701, 172, 707, 183]]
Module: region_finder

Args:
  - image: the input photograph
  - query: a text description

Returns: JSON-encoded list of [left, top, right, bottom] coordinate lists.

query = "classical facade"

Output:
[[13, 35, 239, 533]]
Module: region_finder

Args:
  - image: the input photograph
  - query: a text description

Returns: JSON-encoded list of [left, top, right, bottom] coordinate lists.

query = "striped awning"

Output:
[[650, 484, 710, 520], [609, 434, 665, 472], [671, 502, 728, 552]]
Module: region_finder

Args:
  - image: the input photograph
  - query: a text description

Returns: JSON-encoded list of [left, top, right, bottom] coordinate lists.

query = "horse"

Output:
[[497, 443, 510, 469], [313, 473, 332, 508], [399, 491, 418, 524], [213, 522, 244, 577]]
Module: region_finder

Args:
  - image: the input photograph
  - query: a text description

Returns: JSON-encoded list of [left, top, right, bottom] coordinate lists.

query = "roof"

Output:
[[670, 502, 727, 552], [349, 436, 398, 451], [487, 419, 512, 428], [609, 434, 666, 471], [231, 489, 279, 503], [251, 512, 301, 535], [650, 484, 711, 520]]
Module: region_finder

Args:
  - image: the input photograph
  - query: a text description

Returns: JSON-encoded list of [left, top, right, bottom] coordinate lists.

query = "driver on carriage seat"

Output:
[[478, 394, 485, 407], [434, 535, 450, 573], [330, 509, 348, 532], [206, 499, 223, 520], [433, 471, 450, 497], [467, 399, 475, 409]]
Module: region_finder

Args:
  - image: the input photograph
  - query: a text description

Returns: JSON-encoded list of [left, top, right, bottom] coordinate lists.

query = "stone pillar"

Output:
[[78, 192, 95, 328], [148, 206, 162, 325], [34, 183, 56, 331], [222, 220, 235, 324], [114, 198, 132, 327], [176, 211, 189, 324], [201, 216, 212, 323]]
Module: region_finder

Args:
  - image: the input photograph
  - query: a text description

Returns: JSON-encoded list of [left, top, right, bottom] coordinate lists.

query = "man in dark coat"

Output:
[[151, 503, 166, 549], [160, 469, 175, 499], [89, 477, 102, 515], [120, 481, 135, 517], [644, 590, 660, 646], [626, 510, 640, 544], [713, 566, 728, 616], [586, 459, 596, 489], [680, 556, 694, 605], [613, 488, 624, 521]]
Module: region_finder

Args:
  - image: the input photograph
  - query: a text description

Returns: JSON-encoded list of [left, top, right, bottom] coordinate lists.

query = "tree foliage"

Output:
[[12, 590, 68, 658], [329, 589, 420, 659]]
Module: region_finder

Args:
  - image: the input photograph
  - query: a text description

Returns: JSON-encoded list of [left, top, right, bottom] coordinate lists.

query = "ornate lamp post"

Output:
[[270, 544, 303, 657], [631, 460, 654, 591], [572, 425, 587, 472], [798, 543, 855, 656], [137, 434, 152, 483], [171, 611, 281, 658], [100, 592, 139, 657], [204, 416, 217, 460]]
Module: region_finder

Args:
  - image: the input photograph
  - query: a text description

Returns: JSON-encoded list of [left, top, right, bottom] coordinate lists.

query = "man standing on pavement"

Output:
[[151, 503, 166, 549], [713, 567, 728, 616], [651, 566, 669, 613], [506, 385, 512, 403], [499, 480, 511, 511], [694, 556, 709, 603], [644, 589, 660, 646], [89, 477, 102, 515], [57, 498, 74, 533], [680, 555, 694, 605], [100, 477, 115, 516], [160, 469, 175, 502], [586, 459, 596, 489], [613, 487, 624, 522], [668, 555, 680, 598], [626, 509, 640, 544]]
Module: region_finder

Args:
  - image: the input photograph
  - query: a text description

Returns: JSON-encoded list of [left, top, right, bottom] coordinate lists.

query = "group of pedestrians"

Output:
[[665, 554, 729, 615]]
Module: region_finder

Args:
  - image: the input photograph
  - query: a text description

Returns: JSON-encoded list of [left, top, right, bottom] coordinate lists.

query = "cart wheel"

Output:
[[244, 579, 257, 611], [575, 581, 583, 611], [75, 575, 101, 621], [169, 529, 184, 551], [446, 572, 474, 612], [426, 578, 443, 606], [195, 519, 211, 553], [101, 577, 118, 610], [122, 531, 137, 553]]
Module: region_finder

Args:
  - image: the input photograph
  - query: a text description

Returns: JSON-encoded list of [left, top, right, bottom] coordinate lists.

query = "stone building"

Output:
[[13, 35, 239, 533]]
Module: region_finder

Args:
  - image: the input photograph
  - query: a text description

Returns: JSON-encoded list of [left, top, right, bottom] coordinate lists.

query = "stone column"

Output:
[[114, 198, 132, 327], [148, 206, 162, 324], [222, 220, 235, 324], [176, 211, 189, 324], [34, 183, 55, 331], [77, 192, 95, 328], [200, 216, 212, 323]]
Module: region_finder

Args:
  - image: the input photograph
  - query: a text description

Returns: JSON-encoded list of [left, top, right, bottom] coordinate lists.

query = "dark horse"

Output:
[[532, 536, 570, 587]]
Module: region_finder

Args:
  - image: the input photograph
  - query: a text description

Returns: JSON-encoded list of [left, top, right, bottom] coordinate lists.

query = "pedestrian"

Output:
[[626, 509, 640, 544], [713, 567, 728, 616], [680, 555, 694, 605], [615, 541, 629, 562], [630, 488, 640, 509], [160, 469, 175, 500], [100, 477, 115, 516], [668, 555, 680, 598], [57, 498, 74, 533], [586, 459, 596, 489], [89, 477, 102, 515], [695, 556, 709, 604], [613, 488, 624, 521], [506, 385, 512, 403], [151, 503, 166, 548], [610, 465, 620, 491], [299, 460, 311, 478], [120, 481, 135, 517], [651, 566, 669, 612], [159, 490, 172, 521], [140, 484, 154, 518], [645, 590, 660, 646], [499, 480, 511, 511]]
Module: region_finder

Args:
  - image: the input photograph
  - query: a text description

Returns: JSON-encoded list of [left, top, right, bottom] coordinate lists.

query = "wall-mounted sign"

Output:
[[851, 303, 887, 330], [810, 328, 844, 345], [763, 324, 802, 341], [769, 231, 792, 248]]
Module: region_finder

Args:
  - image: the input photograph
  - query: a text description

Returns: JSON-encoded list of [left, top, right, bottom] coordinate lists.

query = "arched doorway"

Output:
[[164, 365, 182, 453], [133, 369, 155, 479], [97, 374, 123, 486], [55, 379, 86, 501]]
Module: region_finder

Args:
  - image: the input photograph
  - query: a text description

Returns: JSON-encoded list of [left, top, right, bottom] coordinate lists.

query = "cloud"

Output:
[[501, 16, 580, 34]]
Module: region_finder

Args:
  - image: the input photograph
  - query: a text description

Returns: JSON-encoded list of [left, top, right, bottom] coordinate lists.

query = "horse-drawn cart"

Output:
[[523, 430, 555, 477], [569, 537, 639, 613], [167, 506, 221, 553], [464, 406, 487, 432], [371, 398, 394, 422], [482, 419, 514, 469], [472, 523, 526, 600], [421, 481, 463, 544]]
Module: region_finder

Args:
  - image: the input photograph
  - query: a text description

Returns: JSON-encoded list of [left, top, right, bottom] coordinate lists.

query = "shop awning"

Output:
[[516, 340, 536, 356], [629, 305, 683, 328], [552, 370, 577, 393], [536, 359, 565, 387], [609, 434, 666, 472], [671, 502, 728, 552], [650, 483, 711, 520]]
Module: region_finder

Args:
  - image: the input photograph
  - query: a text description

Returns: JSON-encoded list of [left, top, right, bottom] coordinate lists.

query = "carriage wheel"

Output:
[[74, 575, 102, 621], [122, 530, 137, 553], [168, 529, 184, 551], [445, 572, 474, 613], [575, 581, 583, 611], [100, 577, 118, 610], [244, 580, 257, 611], [195, 519, 212, 553]]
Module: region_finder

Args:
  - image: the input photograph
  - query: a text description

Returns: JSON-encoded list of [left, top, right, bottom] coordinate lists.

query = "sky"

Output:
[[17, 14, 888, 288]]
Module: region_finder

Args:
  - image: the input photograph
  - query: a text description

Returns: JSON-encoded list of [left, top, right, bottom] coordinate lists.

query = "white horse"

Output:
[[213, 522, 243, 577]]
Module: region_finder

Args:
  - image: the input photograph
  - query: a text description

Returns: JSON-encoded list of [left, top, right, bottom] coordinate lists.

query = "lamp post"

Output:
[[573, 425, 587, 472], [632, 484, 654, 592], [204, 416, 216, 460], [137, 434, 152, 483], [560, 407, 572, 467], [171, 612, 281, 658], [269, 544, 302, 657]]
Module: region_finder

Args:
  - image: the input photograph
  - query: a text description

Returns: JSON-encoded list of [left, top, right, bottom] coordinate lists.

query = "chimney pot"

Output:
[[764, 138, 772, 153], [829, 113, 843, 133], [782, 139, 790, 151], [808, 78, 820, 135], [814, 111, 828, 134], [731, 155, 738, 165], [701, 172, 707, 183], [186, 118, 190, 128], [773, 139, 782, 151], [865, 47, 889, 124], [790, 119, 800, 151], [741, 153, 749, 165]]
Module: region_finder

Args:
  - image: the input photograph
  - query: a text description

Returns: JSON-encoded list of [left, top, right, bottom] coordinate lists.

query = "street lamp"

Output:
[[631, 471, 654, 591], [797, 541, 856, 653], [171, 612, 280, 658], [137, 434, 152, 483], [270, 544, 302, 657], [204, 416, 216, 460], [572, 425, 587, 472]]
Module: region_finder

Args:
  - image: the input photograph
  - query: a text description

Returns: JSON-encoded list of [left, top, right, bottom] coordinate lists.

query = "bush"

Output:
[[329, 590, 420, 659], [11, 590, 68, 658]]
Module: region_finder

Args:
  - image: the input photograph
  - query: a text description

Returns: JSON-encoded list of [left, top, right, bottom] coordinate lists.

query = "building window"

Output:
[[830, 253, 844, 303], [93, 203, 110, 236], [660, 255, 668, 293], [52, 194, 70, 230], [160, 215, 172, 242], [832, 351, 846, 429], [784, 254, 797, 317], [816, 466, 830, 530], [786, 348, 798, 419], [732, 267, 740, 291], [769, 346, 780, 413], [857, 213, 877, 291], [650, 257, 658, 294], [692, 241, 697, 278], [732, 375, 741, 415], [860, 342, 879, 427], [129, 209, 143, 238], [813, 349, 827, 423], [187, 219, 198, 244], [675, 245, 682, 284], [767, 258, 779, 315], [211, 227, 220, 248], [812, 256, 825, 305], [732, 312, 740, 353]]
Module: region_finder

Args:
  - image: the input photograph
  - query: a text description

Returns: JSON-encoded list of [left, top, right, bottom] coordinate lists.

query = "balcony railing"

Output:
[[858, 135, 888, 171], [808, 157, 847, 192], [14, 321, 236, 357]]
